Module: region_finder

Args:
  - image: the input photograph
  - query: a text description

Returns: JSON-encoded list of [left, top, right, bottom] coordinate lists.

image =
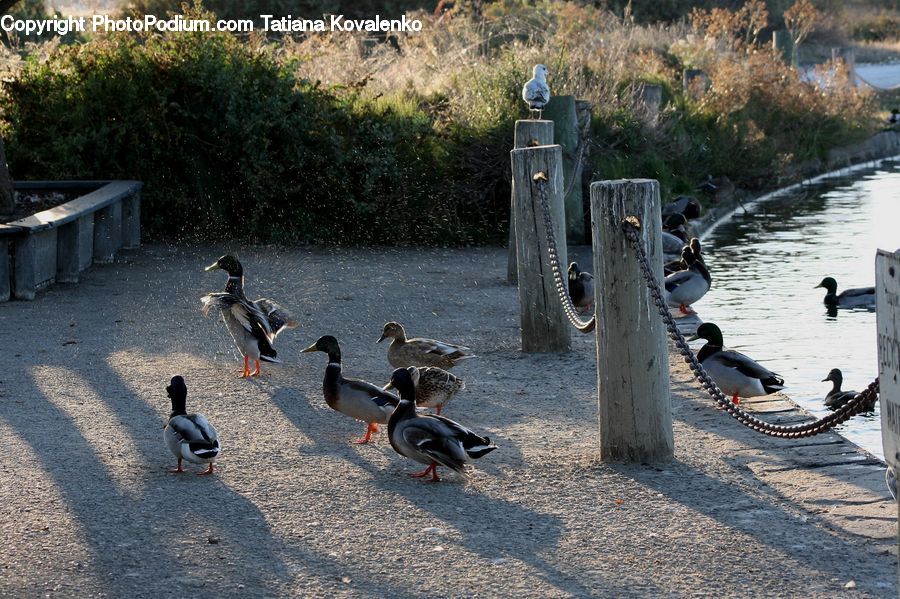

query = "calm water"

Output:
[[696, 161, 900, 460]]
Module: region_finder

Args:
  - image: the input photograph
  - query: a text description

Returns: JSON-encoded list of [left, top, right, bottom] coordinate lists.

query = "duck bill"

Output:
[[687, 333, 700, 342], [377, 333, 386, 343], [300, 343, 318, 353], [204, 261, 221, 272], [383, 381, 395, 391]]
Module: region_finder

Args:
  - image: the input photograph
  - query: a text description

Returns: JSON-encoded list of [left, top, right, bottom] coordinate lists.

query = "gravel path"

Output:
[[0, 244, 895, 598]]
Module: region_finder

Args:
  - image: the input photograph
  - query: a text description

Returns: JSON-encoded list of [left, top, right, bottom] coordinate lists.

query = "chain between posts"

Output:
[[535, 177, 595, 333], [620, 216, 880, 438]]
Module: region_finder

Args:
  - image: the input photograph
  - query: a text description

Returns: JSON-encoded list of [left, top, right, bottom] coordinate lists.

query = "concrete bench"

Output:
[[1, 180, 143, 301]]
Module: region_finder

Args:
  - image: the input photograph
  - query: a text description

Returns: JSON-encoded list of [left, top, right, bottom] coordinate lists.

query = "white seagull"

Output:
[[522, 64, 550, 119]]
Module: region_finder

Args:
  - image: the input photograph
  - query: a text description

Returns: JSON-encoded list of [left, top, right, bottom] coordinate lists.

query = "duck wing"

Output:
[[426, 415, 496, 459], [413, 338, 475, 361], [341, 376, 401, 407], [398, 419, 470, 472], [168, 414, 220, 457], [253, 298, 299, 338], [715, 350, 784, 390], [202, 292, 275, 343]]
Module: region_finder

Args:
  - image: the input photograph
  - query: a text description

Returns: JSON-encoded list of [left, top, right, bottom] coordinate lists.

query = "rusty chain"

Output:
[[620, 216, 879, 438], [535, 178, 596, 333]]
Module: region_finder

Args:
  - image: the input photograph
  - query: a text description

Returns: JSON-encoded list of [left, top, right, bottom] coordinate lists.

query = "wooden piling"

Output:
[[591, 179, 673, 462], [637, 84, 663, 127], [543, 95, 585, 244], [510, 144, 570, 353], [508, 120, 554, 285]]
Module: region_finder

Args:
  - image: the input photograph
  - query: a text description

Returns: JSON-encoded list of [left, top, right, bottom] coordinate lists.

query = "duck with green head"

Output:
[[201, 255, 298, 378], [689, 322, 784, 405], [302, 335, 400, 444], [815, 276, 875, 309], [387, 367, 496, 482]]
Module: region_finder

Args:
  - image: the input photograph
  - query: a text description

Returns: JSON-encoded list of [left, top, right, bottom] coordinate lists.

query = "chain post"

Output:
[[620, 217, 880, 438]]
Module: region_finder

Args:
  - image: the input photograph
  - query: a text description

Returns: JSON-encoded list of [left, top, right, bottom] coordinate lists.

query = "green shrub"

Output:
[[0, 13, 477, 243]]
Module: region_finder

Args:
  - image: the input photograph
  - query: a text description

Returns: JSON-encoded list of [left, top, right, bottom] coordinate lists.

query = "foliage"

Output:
[[848, 13, 900, 42], [0, 0, 882, 245], [119, 0, 432, 22], [783, 0, 821, 45], [1, 8, 460, 243]]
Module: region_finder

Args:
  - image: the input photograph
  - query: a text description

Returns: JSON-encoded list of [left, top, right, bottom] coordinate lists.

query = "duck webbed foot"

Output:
[[408, 463, 440, 482], [197, 463, 215, 476], [352, 422, 379, 444]]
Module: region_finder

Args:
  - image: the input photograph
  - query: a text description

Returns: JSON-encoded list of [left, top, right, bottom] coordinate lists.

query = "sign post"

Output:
[[875, 248, 900, 585]]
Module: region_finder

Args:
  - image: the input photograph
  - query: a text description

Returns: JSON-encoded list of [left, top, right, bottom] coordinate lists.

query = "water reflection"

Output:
[[698, 163, 900, 460]]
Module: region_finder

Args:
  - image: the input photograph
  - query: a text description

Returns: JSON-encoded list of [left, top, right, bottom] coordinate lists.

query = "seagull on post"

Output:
[[522, 64, 550, 119]]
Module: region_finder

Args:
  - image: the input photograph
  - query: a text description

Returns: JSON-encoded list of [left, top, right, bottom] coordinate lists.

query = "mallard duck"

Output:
[[568, 261, 594, 311], [522, 64, 550, 119], [662, 196, 702, 220], [163, 376, 220, 475], [689, 323, 784, 405], [377, 322, 475, 370], [662, 228, 688, 256], [202, 255, 298, 378], [664, 246, 692, 276], [384, 366, 465, 415], [696, 175, 735, 202], [665, 250, 711, 315], [302, 335, 400, 444], [821, 368, 859, 410], [815, 277, 875, 308], [689, 238, 705, 265], [387, 368, 496, 482]]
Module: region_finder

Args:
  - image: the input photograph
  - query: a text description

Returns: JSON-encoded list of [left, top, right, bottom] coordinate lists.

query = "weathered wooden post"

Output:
[[543, 95, 584, 244], [591, 179, 673, 462], [508, 120, 554, 285], [772, 30, 796, 66], [637, 83, 663, 127], [876, 249, 900, 581], [510, 144, 570, 353]]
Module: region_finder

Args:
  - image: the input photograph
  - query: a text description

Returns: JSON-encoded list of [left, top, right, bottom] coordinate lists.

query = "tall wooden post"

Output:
[[508, 120, 554, 284], [591, 179, 673, 462], [543, 95, 584, 244], [510, 145, 570, 353], [637, 84, 663, 127]]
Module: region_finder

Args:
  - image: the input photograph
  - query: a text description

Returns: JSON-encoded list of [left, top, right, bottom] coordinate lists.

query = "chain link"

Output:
[[535, 178, 596, 333], [620, 217, 879, 438]]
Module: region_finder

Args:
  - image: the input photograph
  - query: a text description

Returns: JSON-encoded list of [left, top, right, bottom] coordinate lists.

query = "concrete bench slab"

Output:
[[2, 180, 142, 301]]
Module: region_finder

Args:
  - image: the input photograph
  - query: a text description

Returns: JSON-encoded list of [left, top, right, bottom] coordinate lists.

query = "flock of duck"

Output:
[[166, 65, 880, 482], [566, 194, 876, 409], [163, 255, 493, 481]]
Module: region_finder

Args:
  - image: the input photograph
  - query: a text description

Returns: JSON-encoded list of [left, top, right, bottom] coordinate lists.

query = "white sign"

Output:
[[876, 249, 900, 469]]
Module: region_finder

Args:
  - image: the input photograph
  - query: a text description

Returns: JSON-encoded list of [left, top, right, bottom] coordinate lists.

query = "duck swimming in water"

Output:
[[815, 277, 875, 309]]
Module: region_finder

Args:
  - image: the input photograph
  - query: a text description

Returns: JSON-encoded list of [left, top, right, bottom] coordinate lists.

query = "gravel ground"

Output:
[[0, 244, 896, 598]]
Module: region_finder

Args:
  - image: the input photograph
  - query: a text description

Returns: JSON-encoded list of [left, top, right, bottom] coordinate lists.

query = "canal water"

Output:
[[695, 160, 900, 460]]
